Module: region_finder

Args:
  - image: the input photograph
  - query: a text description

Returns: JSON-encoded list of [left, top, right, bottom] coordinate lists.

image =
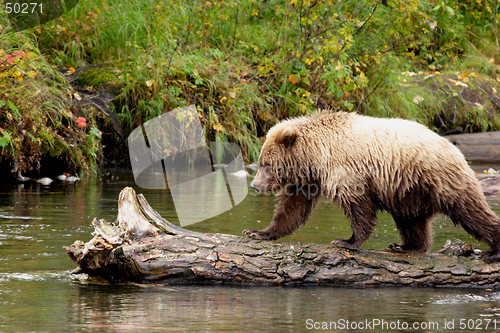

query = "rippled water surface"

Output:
[[1, 167, 500, 332]]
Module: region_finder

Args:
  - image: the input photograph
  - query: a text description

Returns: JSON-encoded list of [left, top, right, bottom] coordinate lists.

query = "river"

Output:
[[1, 167, 500, 332]]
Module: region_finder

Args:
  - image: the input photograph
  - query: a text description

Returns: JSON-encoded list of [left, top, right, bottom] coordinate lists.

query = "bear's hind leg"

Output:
[[332, 200, 377, 250], [243, 185, 319, 240], [387, 214, 433, 253], [447, 193, 500, 262]]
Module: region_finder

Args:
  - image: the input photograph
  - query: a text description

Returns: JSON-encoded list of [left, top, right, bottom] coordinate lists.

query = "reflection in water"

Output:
[[0, 168, 500, 332], [65, 285, 500, 332]]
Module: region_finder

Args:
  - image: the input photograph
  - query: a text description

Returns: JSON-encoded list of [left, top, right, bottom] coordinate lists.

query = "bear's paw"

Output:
[[481, 250, 500, 263], [331, 238, 360, 250], [242, 229, 276, 240]]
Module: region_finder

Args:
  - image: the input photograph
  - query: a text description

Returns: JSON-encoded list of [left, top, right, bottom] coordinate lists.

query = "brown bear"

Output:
[[243, 111, 500, 262]]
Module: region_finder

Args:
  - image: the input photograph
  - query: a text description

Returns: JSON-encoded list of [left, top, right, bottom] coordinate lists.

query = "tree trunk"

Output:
[[67, 187, 500, 288]]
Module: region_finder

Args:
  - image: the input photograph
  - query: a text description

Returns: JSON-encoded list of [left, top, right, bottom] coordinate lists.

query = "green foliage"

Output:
[[0, 129, 12, 150], [0, 13, 102, 175], [84, 125, 102, 173], [1, 0, 498, 167]]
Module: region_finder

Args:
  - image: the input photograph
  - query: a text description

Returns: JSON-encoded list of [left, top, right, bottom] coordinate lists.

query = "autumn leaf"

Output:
[[457, 70, 468, 81], [26, 70, 37, 78], [213, 123, 224, 131], [75, 116, 86, 127], [288, 74, 299, 84], [413, 96, 424, 104], [12, 51, 28, 60]]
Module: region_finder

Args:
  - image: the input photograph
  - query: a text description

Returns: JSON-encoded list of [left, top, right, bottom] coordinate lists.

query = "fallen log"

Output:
[[67, 187, 500, 288], [446, 131, 500, 162]]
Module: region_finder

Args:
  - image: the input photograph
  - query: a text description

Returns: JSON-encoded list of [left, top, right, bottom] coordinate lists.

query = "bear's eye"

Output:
[[261, 164, 277, 177]]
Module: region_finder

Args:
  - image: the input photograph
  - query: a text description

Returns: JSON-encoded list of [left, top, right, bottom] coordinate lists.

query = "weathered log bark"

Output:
[[67, 187, 500, 288], [446, 131, 500, 162]]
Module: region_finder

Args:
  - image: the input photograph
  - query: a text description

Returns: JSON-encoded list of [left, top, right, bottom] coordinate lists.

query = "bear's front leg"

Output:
[[331, 199, 378, 250], [243, 185, 319, 241]]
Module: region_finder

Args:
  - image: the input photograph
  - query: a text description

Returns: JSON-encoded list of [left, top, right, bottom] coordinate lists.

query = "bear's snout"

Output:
[[250, 180, 269, 193], [251, 166, 274, 193]]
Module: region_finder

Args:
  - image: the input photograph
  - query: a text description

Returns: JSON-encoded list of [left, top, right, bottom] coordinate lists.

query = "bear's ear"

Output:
[[277, 127, 298, 148]]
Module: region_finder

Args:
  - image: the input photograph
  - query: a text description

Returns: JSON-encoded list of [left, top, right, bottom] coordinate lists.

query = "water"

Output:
[[1, 168, 500, 332]]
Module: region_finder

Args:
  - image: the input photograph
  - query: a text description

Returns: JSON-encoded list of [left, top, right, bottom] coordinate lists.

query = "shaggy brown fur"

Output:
[[244, 111, 500, 262]]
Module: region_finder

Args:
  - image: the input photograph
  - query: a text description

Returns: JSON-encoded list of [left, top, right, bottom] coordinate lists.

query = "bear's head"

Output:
[[251, 123, 308, 194]]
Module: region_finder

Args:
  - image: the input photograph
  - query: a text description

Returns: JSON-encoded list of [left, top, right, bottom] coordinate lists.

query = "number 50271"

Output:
[[5, 2, 43, 14]]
